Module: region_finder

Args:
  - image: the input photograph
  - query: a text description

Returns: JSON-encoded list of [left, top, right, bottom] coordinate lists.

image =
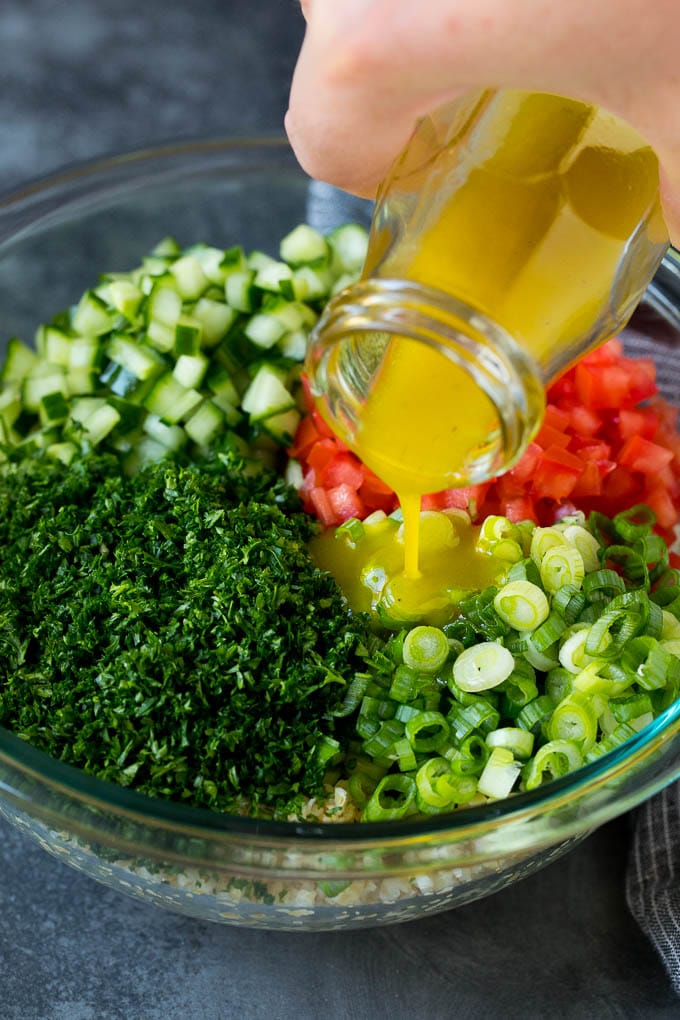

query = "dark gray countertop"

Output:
[[0, 2, 677, 1017]]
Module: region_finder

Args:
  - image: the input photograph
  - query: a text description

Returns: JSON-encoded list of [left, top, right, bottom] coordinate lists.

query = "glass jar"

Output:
[[306, 89, 670, 496]]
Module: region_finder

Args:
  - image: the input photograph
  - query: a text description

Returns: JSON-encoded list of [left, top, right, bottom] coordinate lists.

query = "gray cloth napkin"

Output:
[[627, 783, 680, 995]]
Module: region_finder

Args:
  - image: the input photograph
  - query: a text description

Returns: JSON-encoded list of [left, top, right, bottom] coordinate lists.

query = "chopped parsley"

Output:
[[0, 445, 369, 815]]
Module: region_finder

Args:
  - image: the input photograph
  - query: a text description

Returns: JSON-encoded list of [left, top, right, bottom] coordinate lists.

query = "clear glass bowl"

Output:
[[0, 139, 679, 932]]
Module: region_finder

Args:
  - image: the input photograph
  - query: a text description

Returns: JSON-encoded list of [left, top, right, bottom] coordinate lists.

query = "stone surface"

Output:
[[0, 1, 677, 1016]]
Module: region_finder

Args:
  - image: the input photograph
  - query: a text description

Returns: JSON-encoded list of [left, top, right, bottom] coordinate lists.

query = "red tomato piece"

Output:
[[618, 435, 675, 475], [568, 404, 603, 437], [617, 407, 661, 442], [288, 415, 321, 460], [327, 483, 366, 522], [531, 446, 584, 500], [642, 483, 678, 531], [307, 438, 340, 476], [321, 451, 365, 489], [309, 486, 339, 527]]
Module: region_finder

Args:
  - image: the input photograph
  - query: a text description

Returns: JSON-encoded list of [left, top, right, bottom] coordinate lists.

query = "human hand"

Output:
[[285, 0, 680, 245]]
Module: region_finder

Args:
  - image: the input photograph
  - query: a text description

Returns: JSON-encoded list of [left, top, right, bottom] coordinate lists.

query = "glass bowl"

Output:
[[0, 138, 679, 932]]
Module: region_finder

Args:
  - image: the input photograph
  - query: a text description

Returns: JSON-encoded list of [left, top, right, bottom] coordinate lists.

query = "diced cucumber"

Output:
[[39, 391, 70, 425], [279, 330, 308, 361], [143, 373, 203, 423], [0, 385, 21, 429], [247, 250, 278, 272], [72, 290, 115, 336], [174, 315, 203, 354], [254, 261, 294, 294], [147, 319, 176, 353], [68, 335, 103, 371], [106, 336, 166, 381], [22, 367, 68, 412], [280, 224, 330, 267], [108, 279, 144, 320], [184, 400, 225, 446], [39, 326, 73, 367], [46, 441, 78, 465], [328, 223, 369, 274], [65, 368, 99, 396], [204, 362, 240, 405], [1, 337, 38, 383], [173, 353, 208, 389], [191, 297, 236, 347], [225, 270, 257, 313], [147, 282, 183, 326], [142, 413, 187, 451], [152, 236, 182, 258], [169, 254, 210, 300], [78, 402, 122, 445], [244, 312, 287, 349], [291, 266, 334, 301], [261, 407, 301, 443], [241, 364, 296, 421]]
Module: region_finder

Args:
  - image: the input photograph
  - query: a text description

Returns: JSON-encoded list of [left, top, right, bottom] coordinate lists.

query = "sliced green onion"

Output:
[[522, 739, 584, 790], [612, 504, 656, 542], [493, 580, 550, 631], [522, 634, 561, 671], [530, 610, 568, 651], [388, 737, 418, 772], [562, 524, 601, 572], [362, 773, 417, 821], [530, 526, 568, 565], [584, 591, 650, 659], [415, 758, 477, 812], [610, 692, 653, 724], [452, 641, 515, 692], [551, 583, 587, 624], [516, 694, 554, 733], [582, 569, 626, 603], [506, 557, 543, 587], [540, 545, 585, 594], [450, 734, 490, 776], [486, 726, 535, 760], [546, 691, 598, 749], [333, 674, 370, 717], [402, 625, 449, 673], [584, 722, 638, 763], [546, 667, 573, 704], [572, 659, 632, 698], [404, 710, 450, 753], [477, 747, 521, 799], [361, 719, 404, 757], [558, 627, 595, 674]]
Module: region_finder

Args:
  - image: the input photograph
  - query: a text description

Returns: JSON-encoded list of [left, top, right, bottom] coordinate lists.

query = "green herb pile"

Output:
[[0, 445, 370, 815]]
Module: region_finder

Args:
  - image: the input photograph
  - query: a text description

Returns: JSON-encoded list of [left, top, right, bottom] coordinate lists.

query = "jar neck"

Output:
[[306, 278, 546, 483]]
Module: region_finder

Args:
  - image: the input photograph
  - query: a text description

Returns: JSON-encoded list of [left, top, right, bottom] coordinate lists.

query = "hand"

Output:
[[285, 0, 680, 245]]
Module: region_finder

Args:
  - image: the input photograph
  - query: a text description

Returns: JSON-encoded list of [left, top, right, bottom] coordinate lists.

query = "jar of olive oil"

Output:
[[305, 89, 669, 574]]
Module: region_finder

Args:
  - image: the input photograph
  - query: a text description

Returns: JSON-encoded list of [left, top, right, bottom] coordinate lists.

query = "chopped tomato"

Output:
[[289, 340, 680, 541]]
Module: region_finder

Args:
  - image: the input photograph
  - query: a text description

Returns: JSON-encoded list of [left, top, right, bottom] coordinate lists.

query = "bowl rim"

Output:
[[0, 137, 679, 845]]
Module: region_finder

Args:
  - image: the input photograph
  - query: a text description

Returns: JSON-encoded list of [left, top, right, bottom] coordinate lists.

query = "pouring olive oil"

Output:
[[306, 89, 669, 592]]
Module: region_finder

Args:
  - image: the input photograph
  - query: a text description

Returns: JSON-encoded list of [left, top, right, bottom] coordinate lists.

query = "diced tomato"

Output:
[[531, 445, 584, 500], [642, 483, 678, 531], [306, 438, 340, 477], [618, 435, 674, 475], [327, 483, 366, 522], [617, 407, 661, 442], [321, 451, 365, 489], [570, 460, 604, 499], [291, 342, 680, 549], [288, 414, 321, 460], [568, 404, 603, 437], [506, 442, 542, 484], [309, 486, 338, 528], [535, 421, 571, 450], [502, 495, 538, 524]]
